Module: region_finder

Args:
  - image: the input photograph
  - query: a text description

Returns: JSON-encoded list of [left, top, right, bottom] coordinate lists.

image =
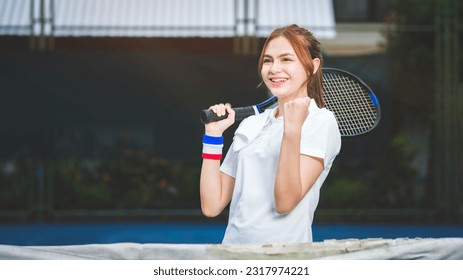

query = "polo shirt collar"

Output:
[[232, 99, 320, 151]]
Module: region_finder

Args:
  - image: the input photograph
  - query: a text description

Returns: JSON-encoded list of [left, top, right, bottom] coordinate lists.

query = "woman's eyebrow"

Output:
[[263, 53, 295, 58], [279, 53, 295, 57]]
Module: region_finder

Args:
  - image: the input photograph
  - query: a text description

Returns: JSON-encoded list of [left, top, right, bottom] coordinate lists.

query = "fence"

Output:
[[0, 0, 462, 224]]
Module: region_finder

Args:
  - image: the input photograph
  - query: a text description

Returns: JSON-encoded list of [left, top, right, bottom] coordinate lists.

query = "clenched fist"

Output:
[[282, 97, 311, 132]]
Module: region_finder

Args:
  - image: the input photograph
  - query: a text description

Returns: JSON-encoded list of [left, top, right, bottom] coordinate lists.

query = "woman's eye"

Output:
[[263, 59, 271, 63]]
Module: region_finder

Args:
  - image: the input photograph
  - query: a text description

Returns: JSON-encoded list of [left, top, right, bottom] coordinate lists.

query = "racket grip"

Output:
[[200, 106, 256, 124]]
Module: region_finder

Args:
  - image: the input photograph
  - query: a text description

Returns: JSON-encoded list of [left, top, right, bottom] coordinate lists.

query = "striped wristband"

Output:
[[202, 134, 223, 160]]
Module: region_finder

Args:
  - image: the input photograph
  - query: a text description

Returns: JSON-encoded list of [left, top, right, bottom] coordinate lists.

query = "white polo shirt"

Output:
[[220, 101, 341, 244]]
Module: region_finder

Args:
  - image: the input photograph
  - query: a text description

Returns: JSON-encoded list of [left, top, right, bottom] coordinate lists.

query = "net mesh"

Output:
[[323, 71, 378, 136]]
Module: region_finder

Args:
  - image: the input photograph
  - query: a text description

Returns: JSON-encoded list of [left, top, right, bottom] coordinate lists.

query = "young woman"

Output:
[[200, 24, 341, 244]]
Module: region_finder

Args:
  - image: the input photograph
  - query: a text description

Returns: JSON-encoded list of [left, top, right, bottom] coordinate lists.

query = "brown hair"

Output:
[[258, 24, 324, 107]]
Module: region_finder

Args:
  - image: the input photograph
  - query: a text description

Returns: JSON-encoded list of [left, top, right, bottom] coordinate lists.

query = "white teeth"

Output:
[[271, 78, 287, 82]]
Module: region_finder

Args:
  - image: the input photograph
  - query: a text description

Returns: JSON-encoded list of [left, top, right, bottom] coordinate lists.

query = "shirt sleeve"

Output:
[[300, 110, 341, 168], [220, 141, 238, 178]]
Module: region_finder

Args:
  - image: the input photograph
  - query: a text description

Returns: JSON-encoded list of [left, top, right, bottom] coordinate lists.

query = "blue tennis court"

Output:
[[1, 222, 463, 246]]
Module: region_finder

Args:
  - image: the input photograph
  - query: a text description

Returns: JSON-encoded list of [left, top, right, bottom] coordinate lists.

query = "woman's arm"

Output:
[[200, 161, 235, 217], [274, 97, 324, 214], [199, 104, 235, 217]]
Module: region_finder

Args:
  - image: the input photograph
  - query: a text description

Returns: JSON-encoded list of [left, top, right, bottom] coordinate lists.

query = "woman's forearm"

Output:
[[200, 159, 222, 216], [274, 128, 303, 214], [200, 159, 234, 217], [200, 103, 235, 217]]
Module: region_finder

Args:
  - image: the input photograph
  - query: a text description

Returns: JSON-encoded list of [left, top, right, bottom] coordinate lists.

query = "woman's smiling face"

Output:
[[261, 36, 309, 101]]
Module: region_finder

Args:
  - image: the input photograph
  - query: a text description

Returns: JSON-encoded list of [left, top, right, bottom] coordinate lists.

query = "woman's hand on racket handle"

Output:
[[204, 103, 235, 136]]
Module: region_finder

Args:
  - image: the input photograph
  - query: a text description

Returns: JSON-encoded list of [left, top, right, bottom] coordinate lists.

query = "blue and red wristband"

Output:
[[202, 134, 223, 160]]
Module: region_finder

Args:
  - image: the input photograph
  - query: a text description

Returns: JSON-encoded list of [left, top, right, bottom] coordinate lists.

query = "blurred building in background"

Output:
[[1, 0, 392, 55], [1, 0, 336, 54]]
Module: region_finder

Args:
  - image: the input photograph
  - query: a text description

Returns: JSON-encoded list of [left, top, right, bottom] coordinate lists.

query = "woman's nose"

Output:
[[269, 61, 282, 73]]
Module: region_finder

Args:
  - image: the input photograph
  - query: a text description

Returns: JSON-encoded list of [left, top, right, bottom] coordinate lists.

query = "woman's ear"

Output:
[[312, 58, 321, 74]]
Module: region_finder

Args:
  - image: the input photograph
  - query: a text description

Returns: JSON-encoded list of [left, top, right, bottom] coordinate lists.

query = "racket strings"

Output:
[[323, 72, 378, 136]]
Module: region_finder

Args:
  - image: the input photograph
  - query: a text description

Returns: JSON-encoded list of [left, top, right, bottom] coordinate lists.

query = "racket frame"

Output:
[[200, 68, 381, 137]]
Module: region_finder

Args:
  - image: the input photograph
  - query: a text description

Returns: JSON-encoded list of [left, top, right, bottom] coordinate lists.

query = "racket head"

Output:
[[322, 68, 381, 137]]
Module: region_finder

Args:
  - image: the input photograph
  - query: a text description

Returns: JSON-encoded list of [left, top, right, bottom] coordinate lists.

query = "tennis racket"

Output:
[[200, 68, 381, 137]]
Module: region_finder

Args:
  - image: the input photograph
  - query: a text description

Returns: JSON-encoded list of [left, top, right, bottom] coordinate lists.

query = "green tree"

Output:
[[383, 0, 436, 125], [384, 0, 462, 213]]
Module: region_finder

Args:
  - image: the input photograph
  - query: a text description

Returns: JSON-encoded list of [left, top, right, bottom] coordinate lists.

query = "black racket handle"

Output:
[[200, 106, 256, 124]]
